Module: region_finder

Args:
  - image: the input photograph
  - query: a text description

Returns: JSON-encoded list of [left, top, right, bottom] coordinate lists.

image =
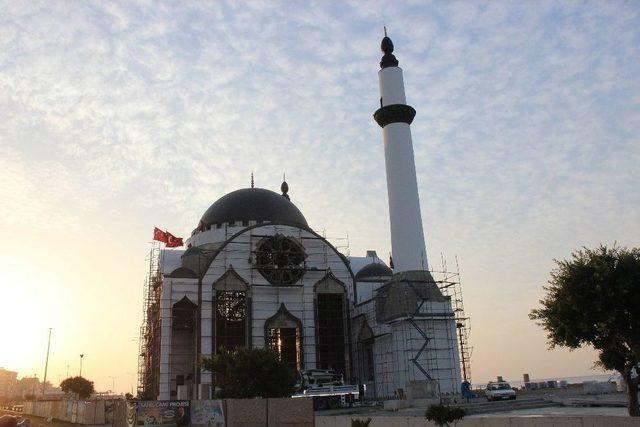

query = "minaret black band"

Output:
[[374, 104, 416, 128]]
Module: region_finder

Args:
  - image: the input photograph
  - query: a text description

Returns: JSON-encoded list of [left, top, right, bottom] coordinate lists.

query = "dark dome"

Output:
[[200, 188, 308, 228], [355, 262, 393, 281]]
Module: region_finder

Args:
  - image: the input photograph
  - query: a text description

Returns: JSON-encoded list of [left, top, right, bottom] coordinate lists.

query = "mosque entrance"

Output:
[[266, 327, 301, 370], [265, 304, 303, 371]]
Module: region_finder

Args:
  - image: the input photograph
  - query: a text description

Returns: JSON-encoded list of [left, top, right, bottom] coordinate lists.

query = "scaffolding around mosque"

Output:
[[352, 252, 472, 402], [435, 254, 472, 387], [137, 243, 162, 399], [136, 224, 471, 402]]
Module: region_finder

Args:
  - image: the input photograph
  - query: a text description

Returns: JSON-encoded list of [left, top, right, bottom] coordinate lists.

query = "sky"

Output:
[[0, 1, 639, 393]]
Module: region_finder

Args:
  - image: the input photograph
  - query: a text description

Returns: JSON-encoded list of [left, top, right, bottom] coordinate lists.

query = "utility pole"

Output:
[[79, 354, 84, 377], [42, 328, 52, 396]]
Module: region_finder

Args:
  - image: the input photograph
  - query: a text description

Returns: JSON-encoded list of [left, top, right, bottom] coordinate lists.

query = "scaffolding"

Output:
[[352, 254, 472, 402], [137, 243, 162, 398], [136, 223, 471, 402], [433, 254, 472, 385]]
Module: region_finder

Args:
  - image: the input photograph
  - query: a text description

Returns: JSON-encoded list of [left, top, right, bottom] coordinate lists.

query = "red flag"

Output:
[[165, 232, 184, 248], [153, 227, 168, 243], [389, 255, 394, 269]]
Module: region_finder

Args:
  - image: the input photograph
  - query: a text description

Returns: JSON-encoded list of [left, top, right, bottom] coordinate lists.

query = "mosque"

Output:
[[138, 33, 469, 402]]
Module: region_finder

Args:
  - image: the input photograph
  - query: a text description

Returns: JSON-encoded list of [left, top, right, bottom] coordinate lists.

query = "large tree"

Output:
[[530, 245, 640, 416], [201, 347, 295, 399], [60, 376, 95, 400]]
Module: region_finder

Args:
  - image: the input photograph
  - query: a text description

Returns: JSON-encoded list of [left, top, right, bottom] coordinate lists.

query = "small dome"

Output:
[[200, 188, 308, 228], [355, 262, 393, 281]]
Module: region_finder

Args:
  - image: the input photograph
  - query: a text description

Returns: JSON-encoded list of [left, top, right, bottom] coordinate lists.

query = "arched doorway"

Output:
[[264, 304, 303, 371], [170, 296, 198, 398]]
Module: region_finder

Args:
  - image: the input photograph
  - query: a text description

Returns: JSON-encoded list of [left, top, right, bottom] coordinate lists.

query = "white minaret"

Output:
[[374, 32, 428, 272]]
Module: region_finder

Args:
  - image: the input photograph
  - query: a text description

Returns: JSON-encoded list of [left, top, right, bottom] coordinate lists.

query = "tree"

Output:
[[530, 245, 640, 416], [425, 404, 466, 427], [60, 376, 95, 400], [201, 347, 295, 399]]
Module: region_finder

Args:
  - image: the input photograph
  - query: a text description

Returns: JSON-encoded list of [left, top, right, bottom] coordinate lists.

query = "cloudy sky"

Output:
[[1, 1, 638, 392]]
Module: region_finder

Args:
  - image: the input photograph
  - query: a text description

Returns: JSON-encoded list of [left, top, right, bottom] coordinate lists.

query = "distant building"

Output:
[[0, 368, 17, 397], [15, 377, 39, 398]]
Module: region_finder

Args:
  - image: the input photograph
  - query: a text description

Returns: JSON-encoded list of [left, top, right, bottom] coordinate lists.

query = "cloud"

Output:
[[1, 0, 639, 384]]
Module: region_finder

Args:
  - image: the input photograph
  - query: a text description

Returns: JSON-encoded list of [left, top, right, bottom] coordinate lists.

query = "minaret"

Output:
[[374, 31, 428, 272]]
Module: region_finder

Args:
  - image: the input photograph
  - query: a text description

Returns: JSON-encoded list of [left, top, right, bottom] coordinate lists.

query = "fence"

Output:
[[23, 398, 314, 427]]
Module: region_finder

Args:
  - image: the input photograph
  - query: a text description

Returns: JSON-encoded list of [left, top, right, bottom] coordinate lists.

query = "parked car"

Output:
[[485, 381, 516, 401]]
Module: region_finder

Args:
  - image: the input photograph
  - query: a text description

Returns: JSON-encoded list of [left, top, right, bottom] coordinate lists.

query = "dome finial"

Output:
[[380, 28, 398, 69], [281, 173, 290, 200], [251, 171, 254, 188]]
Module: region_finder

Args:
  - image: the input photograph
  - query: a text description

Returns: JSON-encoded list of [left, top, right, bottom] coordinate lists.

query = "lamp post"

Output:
[[79, 354, 84, 377], [42, 328, 52, 396]]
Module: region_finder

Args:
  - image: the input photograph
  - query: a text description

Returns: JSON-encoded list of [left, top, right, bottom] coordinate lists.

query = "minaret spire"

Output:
[[251, 171, 254, 188], [380, 28, 399, 69], [281, 173, 290, 200], [373, 33, 428, 272]]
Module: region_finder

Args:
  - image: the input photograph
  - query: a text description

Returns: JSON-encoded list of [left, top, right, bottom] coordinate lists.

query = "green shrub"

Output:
[[351, 418, 371, 427], [425, 404, 466, 427], [201, 347, 294, 399]]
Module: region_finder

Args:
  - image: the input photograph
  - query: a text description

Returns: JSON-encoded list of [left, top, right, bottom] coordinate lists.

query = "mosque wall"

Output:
[[157, 223, 354, 400]]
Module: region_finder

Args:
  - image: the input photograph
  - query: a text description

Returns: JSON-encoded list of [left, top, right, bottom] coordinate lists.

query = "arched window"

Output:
[[314, 274, 347, 376], [214, 268, 249, 352]]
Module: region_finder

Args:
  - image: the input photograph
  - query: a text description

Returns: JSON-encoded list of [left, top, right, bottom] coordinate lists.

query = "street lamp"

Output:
[[79, 354, 84, 377]]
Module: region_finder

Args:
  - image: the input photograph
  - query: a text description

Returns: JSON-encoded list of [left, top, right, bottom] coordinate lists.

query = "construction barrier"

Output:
[[23, 397, 314, 427], [22, 400, 106, 424]]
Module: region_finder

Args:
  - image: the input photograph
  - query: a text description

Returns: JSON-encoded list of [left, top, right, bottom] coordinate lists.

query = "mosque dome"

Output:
[[355, 262, 393, 281], [200, 188, 308, 228]]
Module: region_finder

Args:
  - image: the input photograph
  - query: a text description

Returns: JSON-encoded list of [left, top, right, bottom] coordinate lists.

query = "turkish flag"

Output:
[[389, 256, 395, 269], [153, 227, 168, 243], [166, 232, 184, 248]]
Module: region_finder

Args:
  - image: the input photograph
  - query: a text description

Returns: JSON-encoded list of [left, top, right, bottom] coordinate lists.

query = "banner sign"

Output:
[[136, 401, 191, 427], [126, 402, 137, 427], [190, 400, 225, 427]]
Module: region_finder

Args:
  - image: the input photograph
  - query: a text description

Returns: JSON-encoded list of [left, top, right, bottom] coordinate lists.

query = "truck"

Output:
[[292, 369, 360, 410]]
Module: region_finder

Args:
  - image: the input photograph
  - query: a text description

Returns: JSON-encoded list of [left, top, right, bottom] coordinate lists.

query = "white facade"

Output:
[[152, 213, 461, 401], [143, 33, 464, 403], [157, 222, 354, 400]]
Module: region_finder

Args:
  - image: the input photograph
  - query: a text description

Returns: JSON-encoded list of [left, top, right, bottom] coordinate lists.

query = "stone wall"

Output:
[[24, 397, 314, 426], [23, 400, 106, 425]]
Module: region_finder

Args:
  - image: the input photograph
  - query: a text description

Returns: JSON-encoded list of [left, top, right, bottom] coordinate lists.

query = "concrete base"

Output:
[[383, 399, 440, 411], [317, 415, 640, 427]]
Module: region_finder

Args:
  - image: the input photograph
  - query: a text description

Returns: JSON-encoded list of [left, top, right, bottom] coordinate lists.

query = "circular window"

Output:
[[255, 235, 306, 285]]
